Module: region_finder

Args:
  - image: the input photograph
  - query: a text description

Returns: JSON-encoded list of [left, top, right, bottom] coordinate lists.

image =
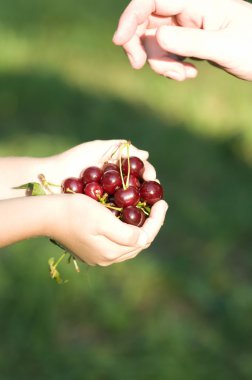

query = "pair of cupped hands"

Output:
[[35, 140, 168, 267]]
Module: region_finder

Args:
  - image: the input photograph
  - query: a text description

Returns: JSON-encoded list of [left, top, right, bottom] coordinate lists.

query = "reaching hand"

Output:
[[113, 0, 252, 81]]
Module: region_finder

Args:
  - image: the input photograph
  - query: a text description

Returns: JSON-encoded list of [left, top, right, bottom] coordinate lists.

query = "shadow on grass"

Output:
[[0, 70, 252, 380]]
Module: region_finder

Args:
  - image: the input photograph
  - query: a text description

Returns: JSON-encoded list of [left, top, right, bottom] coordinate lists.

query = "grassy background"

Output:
[[1, 1, 252, 379]]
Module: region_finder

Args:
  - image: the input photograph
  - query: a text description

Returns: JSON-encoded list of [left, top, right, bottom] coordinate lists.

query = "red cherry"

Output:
[[103, 162, 120, 174], [84, 182, 104, 201], [123, 174, 140, 188], [81, 166, 102, 185], [62, 177, 84, 194], [140, 181, 163, 205], [101, 170, 122, 195], [114, 186, 140, 208], [122, 156, 144, 178], [122, 206, 146, 226]]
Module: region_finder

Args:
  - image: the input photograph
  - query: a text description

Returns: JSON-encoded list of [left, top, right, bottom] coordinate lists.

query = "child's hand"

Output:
[[113, 0, 252, 81], [49, 193, 168, 266]]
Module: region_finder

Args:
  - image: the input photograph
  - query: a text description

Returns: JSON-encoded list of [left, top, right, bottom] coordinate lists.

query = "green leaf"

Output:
[[13, 182, 46, 196]]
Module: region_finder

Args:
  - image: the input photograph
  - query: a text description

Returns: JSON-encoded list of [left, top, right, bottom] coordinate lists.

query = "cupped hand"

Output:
[[50, 193, 168, 266]]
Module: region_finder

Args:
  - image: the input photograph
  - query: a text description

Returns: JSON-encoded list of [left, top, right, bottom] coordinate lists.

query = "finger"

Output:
[[113, 0, 186, 45], [113, 242, 152, 263], [123, 34, 147, 69], [97, 238, 149, 266], [149, 57, 198, 80], [157, 25, 224, 62], [148, 14, 172, 29], [113, 200, 169, 263], [113, 0, 155, 45], [100, 209, 149, 248], [142, 161, 156, 181], [143, 31, 197, 80], [141, 200, 168, 244]]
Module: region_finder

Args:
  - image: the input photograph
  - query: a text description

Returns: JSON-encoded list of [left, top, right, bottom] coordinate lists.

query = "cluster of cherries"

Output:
[[62, 155, 164, 227]]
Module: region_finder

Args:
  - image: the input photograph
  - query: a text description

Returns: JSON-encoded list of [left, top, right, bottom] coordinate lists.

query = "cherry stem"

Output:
[[105, 204, 122, 212], [137, 202, 151, 216], [110, 142, 123, 160], [119, 143, 126, 190], [126, 142, 130, 189], [54, 252, 67, 269], [65, 188, 76, 194], [98, 193, 108, 204], [38, 174, 61, 194], [119, 140, 131, 190]]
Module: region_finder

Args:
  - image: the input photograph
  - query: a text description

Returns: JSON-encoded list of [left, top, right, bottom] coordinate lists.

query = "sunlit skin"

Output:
[[113, 0, 252, 81]]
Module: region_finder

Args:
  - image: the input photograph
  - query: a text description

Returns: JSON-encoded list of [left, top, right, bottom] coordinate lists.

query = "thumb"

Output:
[[157, 25, 224, 62], [101, 209, 148, 248]]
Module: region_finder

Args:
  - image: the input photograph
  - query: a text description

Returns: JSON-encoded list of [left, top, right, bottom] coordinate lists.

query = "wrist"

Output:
[[0, 195, 62, 247], [0, 156, 56, 199], [34, 194, 70, 239]]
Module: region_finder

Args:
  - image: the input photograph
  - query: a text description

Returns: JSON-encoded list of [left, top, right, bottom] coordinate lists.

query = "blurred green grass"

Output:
[[0, 1, 252, 379]]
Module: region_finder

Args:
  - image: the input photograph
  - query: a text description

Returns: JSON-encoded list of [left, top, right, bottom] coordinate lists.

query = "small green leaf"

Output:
[[31, 182, 47, 196], [13, 182, 46, 196]]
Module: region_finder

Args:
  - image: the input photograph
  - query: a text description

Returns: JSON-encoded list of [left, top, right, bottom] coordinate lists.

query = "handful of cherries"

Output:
[[14, 141, 164, 283], [62, 143, 164, 227]]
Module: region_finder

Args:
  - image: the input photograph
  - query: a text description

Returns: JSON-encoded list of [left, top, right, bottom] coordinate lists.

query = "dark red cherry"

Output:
[[84, 182, 103, 201], [103, 162, 120, 174], [122, 206, 146, 226], [62, 177, 84, 194], [123, 174, 140, 188], [140, 181, 163, 205], [101, 170, 122, 195], [122, 156, 144, 178], [114, 186, 140, 208], [81, 166, 102, 185]]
